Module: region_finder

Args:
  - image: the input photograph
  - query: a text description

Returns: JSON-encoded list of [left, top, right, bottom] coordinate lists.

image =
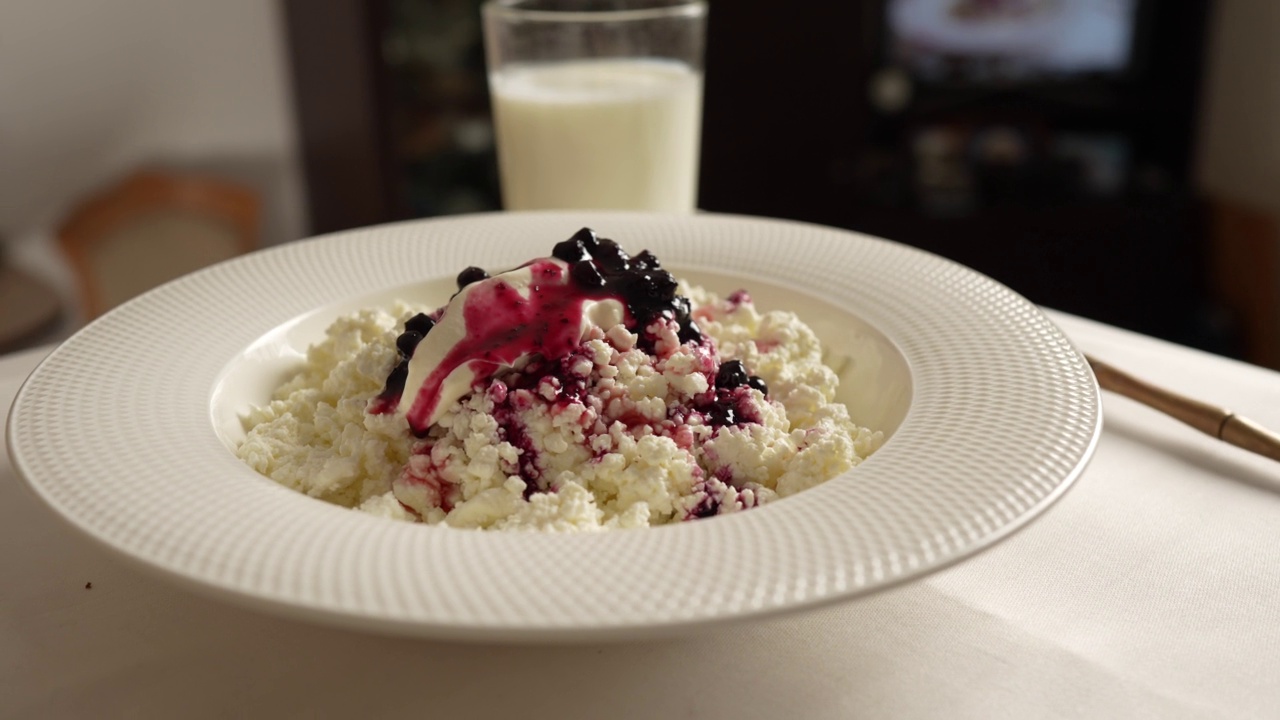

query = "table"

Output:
[[4, 312, 1279, 719]]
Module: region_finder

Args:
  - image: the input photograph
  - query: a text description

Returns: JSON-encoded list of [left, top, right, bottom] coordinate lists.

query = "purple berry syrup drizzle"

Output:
[[376, 228, 774, 517]]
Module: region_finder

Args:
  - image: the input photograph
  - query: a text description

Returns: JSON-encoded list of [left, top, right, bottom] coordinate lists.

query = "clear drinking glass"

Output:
[[481, 0, 707, 212]]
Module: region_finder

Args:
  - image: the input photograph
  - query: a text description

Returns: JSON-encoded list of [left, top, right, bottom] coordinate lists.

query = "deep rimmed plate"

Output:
[[7, 212, 1100, 642]]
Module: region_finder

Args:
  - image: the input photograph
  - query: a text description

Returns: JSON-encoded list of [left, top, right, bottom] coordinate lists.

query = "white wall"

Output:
[[0, 0, 306, 244], [1197, 0, 1280, 214]]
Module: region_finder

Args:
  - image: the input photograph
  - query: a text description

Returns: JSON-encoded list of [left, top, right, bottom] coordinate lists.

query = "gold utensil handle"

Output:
[[1085, 354, 1280, 464], [1221, 415, 1280, 464]]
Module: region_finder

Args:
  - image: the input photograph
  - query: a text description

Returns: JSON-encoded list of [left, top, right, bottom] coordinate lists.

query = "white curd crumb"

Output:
[[235, 280, 883, 532]]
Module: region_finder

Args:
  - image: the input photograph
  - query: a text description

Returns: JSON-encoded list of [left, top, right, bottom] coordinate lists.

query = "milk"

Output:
[[489, 59, 703, 212]]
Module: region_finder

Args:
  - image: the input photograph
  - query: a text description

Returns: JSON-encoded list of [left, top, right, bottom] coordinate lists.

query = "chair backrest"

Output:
[[58, 170, 259, 319]]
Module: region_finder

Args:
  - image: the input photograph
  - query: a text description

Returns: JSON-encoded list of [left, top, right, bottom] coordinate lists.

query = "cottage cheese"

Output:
[[236, 244, 882, 532]]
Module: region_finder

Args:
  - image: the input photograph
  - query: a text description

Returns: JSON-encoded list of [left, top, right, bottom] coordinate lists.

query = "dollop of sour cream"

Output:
[[398, 258, 625, 433]]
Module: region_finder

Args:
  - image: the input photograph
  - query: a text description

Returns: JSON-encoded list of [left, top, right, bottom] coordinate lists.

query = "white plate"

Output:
[[6, 212, 1100, 642]]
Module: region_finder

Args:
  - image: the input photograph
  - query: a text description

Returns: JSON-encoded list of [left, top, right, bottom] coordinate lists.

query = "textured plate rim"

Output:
[[6, 211, 1102, 642]]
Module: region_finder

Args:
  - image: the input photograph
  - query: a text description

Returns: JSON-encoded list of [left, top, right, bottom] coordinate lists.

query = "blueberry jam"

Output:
[[373, 228, 705, 434], [552, 228, 700, 347]]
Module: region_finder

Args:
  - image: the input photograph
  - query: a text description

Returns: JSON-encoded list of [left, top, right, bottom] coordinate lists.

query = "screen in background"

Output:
[[887, 0, 1140, 83]]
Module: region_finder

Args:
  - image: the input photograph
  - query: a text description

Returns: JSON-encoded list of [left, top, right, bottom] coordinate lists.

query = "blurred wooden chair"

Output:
[[58, 170, 259, 319]]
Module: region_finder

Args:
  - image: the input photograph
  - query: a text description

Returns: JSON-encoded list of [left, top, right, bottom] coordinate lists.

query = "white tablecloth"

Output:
[[4, 312, 1279, 719]]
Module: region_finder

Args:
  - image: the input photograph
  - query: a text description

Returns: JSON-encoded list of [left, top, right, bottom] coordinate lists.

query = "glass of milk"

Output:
[[482, 0, 707, 212]]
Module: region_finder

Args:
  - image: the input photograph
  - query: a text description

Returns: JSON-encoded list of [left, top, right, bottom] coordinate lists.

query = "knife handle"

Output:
[[1086, 354, 1280, 464]]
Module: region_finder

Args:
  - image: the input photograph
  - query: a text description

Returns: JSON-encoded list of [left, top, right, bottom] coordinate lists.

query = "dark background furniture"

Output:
[[284, 0, 1251, 362]]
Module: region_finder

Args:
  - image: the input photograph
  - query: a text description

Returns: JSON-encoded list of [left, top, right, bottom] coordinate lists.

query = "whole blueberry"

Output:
[[404, 313, 435, 335], [747, 376, 768, 395], [396, 331, 423, 357], [383, 361, 408, 395], [456, 266, 490, 289], [715, 360, 749, 389]]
